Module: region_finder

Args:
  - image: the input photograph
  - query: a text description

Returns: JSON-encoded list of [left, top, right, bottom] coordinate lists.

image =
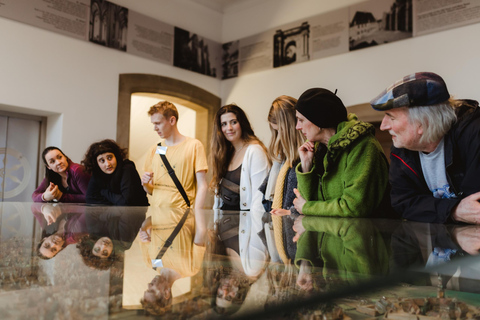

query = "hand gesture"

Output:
[[43, 182, 61, 201], [452, 192, 480, 224], [141, 172, 154, 185], [298, 141, 315, 173], [297, 260, 314, 292], [293, 188, 306, 214], [271, 208, 290, 216], [52, 185, 63, 201], [293, 215, 305, 242], [139, 216, 152, 242], [453, 225, 480, 255], [41, 204, 61, 225], [139, 229, 151, 242]]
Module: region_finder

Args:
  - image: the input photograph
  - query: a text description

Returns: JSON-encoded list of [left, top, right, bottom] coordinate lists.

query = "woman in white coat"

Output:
[[210, 104, 270, 212]]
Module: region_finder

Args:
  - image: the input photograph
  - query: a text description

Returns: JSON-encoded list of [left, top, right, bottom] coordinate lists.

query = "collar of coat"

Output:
[[317, 113, 374, 171], [328, 113, 374, 152]]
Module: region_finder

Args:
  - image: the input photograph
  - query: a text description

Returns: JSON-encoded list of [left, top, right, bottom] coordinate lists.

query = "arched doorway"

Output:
[[116, 73, 221, 202]]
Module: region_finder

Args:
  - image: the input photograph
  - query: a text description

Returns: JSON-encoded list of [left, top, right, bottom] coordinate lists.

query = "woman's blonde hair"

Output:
[[268, 96, 305, 167]]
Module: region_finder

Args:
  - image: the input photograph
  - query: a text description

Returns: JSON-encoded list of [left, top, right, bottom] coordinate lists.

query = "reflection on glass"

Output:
[[295, 217, 390, 290], [2, 203, 479, 318], [138, 207, 206, 316]]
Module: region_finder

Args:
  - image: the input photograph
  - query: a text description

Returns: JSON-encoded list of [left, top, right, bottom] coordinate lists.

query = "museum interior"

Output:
[[1, 0, 480, 318]]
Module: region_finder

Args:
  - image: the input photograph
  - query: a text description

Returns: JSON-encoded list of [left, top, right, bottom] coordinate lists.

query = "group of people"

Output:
[[32, 141, 149, 206], [32, 71, 480, 227], [30, 70, 480, 316]]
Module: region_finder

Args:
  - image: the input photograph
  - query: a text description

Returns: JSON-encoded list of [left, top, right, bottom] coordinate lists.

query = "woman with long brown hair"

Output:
[[210, 104, 269, 212]]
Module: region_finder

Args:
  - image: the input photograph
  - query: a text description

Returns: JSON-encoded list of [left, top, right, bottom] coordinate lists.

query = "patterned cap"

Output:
[[370, 72, 450, 111]]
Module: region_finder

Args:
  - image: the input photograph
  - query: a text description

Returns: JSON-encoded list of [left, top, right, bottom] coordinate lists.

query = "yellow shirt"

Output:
[[141, 208, 206, 278], [144, 137, 208, 208]]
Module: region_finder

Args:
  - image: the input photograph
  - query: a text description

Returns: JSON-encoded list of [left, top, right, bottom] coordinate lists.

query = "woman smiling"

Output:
[[32, 146, 91, 203]]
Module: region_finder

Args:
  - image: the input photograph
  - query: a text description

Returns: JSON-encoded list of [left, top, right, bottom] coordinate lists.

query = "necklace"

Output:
[[234, 143, 246, 157], [231, 143, 246, 162], [235, 143, 246, 154]]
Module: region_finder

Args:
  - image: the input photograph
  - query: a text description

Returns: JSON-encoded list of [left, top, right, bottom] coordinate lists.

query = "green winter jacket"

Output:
[[294, 217, 390, 286], [296, 114, 389, 217]]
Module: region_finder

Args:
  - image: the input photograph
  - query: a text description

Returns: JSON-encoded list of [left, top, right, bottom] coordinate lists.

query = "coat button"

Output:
[[241, 230, 245, 234], [243, 212, 246, 216], [242, 187, 246, 191], [242, 203, 247, 207]]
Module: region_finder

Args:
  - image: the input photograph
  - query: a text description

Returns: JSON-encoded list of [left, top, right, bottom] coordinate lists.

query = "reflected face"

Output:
[[144, 275, 170, 303], [216, 276, 239, 308], [39, 234, 65, 258], [220, 113, 242, 144], [45, 150, 69, 174], [151, 113, 174, 139], [380, 107, 423, 150], [96, 152, 117, 175], [296, 111, 321, 142], [92, 237, 113, 259]]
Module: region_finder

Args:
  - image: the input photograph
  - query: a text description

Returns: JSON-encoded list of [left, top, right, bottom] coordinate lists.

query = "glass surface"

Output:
[[0, 203, 479, 319]]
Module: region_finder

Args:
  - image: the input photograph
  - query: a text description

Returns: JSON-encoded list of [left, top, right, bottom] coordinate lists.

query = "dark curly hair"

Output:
[[77, 235, 115, 270], [82, 139, 127, 175]]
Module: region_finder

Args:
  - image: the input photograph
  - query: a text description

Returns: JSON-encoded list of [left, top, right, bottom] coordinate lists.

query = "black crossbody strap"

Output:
[[157, 142, 191, 207], [154, 207, 190, 263]]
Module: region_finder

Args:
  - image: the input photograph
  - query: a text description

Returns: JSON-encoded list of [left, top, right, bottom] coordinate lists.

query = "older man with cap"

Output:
[[292, 88, 390, 221], [371, 72, 480, 224]]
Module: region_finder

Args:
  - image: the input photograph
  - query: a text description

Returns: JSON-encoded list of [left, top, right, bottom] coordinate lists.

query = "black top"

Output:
[[86, 159, 149, 206], [220, 165, 242, 210]]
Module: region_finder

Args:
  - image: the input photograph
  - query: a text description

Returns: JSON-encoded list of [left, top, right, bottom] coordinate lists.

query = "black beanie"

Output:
[[295, 88, 347, 129]]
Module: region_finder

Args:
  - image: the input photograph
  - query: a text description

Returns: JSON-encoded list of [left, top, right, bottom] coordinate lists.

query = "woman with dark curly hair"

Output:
[[82, 139, 149, 206], [32, 146, 91, 203], [77, 235, 116, 270], [77, 206, 147, 270]]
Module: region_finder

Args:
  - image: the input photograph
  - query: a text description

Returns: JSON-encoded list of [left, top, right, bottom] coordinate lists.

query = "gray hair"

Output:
[[407, 100, 457, 144]]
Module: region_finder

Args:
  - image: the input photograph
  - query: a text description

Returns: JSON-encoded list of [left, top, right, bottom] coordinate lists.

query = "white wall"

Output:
[[1, 0, 480, 160], [221, 0, 480, 144], [0, 0, 222, 163]]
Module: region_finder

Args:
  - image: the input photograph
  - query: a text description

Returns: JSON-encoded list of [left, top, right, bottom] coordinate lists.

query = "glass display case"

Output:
[[0, 202, 478, 319]]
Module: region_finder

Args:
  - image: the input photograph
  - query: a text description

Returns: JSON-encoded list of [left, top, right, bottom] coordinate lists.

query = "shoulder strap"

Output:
[[153, 208, 191, 267], [157, 142, 191, 207]]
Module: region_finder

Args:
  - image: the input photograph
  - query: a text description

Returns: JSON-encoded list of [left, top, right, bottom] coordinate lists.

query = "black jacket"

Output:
[[389, 100, 480, 223], [86, 159, 149, 206]]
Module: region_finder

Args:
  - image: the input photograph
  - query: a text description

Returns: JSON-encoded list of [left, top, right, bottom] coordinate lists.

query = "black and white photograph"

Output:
[[349, 0, 412, 51], [273, 21, 310, 68], [222, 40, 239, 79], [173, 27, 220, 78], [89, 0, 128, 51]]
